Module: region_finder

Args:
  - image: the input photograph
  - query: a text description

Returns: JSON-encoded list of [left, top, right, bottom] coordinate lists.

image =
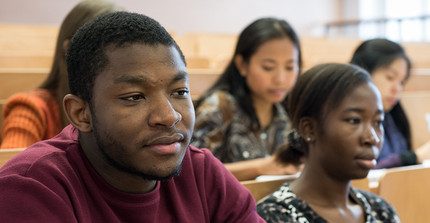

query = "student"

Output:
[[350, 38, 430, 168], [257, 63, 400, 222], [0, 12, 264, 222], [192, 17, 303, 181], [1, 0, 121, 149]]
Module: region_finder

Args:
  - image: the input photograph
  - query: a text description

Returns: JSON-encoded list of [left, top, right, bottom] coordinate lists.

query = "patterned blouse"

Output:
[[257, 183, 400, 223], [192, 91, 291, 163]]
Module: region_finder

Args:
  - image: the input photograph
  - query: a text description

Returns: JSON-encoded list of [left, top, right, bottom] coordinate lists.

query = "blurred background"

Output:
[[2, 0, 430, 41]]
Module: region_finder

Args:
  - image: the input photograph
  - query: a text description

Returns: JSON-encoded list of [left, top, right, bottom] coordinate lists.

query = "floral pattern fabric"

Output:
[[257, 182, 400, 223], [192, 91, 291, 163]]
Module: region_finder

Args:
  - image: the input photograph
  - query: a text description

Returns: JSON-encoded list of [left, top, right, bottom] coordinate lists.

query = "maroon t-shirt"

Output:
[[0, 125, 264, 222]]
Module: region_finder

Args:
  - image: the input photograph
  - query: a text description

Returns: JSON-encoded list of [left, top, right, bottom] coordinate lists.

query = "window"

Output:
[[358, 0, 430, 41]]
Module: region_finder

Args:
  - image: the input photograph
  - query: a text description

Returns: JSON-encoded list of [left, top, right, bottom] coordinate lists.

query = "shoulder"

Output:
[[0, 125, 80, 177], [183, 144, 242, 187], [185, 145, 223, 168], [5, 89, 53, 104], [257, 183, 304, 222], [354, 188, 393, 208], [180, 145, 261, 222], [196, 91, 236, 112], [30, 89, 57, 104], [352, 188, 400, 221], [3, 90, 53, 113], [257, 182, 296, 210]]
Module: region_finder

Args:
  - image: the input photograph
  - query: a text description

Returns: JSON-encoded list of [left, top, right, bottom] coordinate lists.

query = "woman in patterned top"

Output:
[[257, 63, 400, 223], [192, 17, 303, 181]]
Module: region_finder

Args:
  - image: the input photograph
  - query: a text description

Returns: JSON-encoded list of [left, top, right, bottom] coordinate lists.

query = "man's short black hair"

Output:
[[66, 11, 186, 103]]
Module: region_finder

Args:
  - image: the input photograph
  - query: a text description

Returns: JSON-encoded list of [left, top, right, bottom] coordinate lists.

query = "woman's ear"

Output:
[[299, 117, 316, 143], [62, 39, 70, 55], [234, 54, 247, 77], [63, 94, 92, 133]]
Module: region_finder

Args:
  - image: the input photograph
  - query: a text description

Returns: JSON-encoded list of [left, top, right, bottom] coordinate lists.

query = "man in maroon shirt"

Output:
[[0, 11, 264, 222]]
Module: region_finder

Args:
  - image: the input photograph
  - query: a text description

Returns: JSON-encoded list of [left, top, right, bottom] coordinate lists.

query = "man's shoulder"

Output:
[[186, 145, 216, 163], [0, 125, 80, 176], [182, 145, 227, 175]]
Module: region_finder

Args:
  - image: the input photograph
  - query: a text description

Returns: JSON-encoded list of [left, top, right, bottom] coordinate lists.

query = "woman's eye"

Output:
[[375, 119, 384, 127], [285, 66, 295, 71], [263, 66, 274, 71], [386, 74, 395, 81], [346, 118, 360, 124]]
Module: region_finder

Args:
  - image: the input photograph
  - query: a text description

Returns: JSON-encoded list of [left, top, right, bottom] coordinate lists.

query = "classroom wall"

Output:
[[0, 0, 340, 36]]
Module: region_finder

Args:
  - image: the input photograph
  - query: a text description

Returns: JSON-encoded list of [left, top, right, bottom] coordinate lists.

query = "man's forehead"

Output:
[[104, 43, 182, 63]]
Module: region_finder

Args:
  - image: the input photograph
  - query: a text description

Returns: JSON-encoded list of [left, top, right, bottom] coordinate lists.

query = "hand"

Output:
[[415, 140, 430, 163]]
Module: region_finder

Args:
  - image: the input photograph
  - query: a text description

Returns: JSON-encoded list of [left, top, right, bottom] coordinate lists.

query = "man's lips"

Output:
[[147, 133, 184, 145], [147, 142, 182, 155], [145, 133, 185, 155]]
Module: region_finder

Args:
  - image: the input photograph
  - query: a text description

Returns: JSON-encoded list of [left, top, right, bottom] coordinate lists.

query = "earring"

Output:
[[306, 137, 312, 142]]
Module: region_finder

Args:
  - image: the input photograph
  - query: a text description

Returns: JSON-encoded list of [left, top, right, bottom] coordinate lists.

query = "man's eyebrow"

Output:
[[172, 71, 189, 83], [114, 74, 148, 84], [113, 71, 188, 84]]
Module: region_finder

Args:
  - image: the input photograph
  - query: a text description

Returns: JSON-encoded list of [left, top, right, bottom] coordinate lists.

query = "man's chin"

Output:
[[141, 165, 182, 181]]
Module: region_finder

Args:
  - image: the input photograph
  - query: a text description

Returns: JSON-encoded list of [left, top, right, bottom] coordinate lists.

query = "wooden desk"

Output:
[[401, 91, 430, 149], [378, 164, 430, 223], [0, 68, 49, 99], [240, 176, 297, 202], [0, 148, 25, 168], [241, 174, 378, 202]]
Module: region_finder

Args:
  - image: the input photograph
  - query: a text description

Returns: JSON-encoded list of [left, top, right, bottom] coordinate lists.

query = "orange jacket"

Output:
[[1, 89, 61, 149]]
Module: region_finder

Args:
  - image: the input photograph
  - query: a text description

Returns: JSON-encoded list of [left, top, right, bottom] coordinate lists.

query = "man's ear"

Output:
[[298, 117, 316, 143], [63, 94, 92, 133], [234, 54, 247, 77]]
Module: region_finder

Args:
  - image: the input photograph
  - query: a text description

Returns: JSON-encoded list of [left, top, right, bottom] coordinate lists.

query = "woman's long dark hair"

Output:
[[350, 38, 412, 150], [39, 0, 120, 127], [193, 17, 302, 131]]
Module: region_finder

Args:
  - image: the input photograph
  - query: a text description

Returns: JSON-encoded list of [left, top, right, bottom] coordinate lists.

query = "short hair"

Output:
[[66, 11, 186, 103]]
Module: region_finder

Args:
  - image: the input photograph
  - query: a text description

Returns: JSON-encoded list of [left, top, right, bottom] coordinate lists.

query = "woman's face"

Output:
[[313, 83, 384, 180], [371, 57, 408, 112], [238, 38, 299, 106]]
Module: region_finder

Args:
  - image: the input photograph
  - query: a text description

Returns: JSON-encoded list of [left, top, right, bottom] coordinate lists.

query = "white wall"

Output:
[[0, 0, 339, 36]]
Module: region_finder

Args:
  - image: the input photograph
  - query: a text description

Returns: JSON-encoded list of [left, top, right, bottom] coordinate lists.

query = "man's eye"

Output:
[[123, 95, 145, 101]]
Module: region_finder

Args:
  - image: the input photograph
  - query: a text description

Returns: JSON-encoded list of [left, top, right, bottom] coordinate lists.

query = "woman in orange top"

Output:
[[1, 0, 121, 148]]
